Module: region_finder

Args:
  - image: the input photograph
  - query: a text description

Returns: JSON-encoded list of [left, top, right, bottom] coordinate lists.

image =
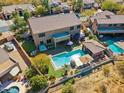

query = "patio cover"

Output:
[[9, 66, 20, 77], [39, 43, 47, 52]]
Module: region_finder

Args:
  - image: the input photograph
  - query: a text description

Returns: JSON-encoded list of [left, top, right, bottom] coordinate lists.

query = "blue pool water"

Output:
[[106, 40, 124, 54], [98, 27, 124, 32], [1, 86, 19, 93], [52, 49, 86, 69], [52, 32, 69, 38]]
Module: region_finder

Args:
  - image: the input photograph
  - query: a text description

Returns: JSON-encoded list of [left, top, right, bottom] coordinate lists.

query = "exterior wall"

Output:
[[92, 19, 124, 34], [32, 25, 81, 47]]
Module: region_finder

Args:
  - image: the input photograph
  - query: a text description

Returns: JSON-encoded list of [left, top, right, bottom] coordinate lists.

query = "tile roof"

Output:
[[28, 13, 81, 34], [2, 4, 35, 14]]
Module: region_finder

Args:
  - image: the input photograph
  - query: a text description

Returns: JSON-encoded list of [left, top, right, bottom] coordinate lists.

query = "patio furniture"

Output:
[[39, 43, 47, 52], [4, 42, 14, 52]]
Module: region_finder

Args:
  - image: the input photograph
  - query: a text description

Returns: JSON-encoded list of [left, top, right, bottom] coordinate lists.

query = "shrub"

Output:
[[30, 75, 48, 92]]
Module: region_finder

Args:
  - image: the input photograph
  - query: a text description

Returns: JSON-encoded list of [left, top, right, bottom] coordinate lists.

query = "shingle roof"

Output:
[[97, 15, 124, 24], [2, 4, 35, 14], [83, 40, 106, 54], [90, 11, 115, 23], [28, 13, 81, 34]]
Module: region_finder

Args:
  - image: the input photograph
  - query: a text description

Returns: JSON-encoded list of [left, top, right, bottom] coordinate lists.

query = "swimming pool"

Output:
[[106, 40, 124, 54], [0, 86, 19, 93], [52, 49, 86, 69]]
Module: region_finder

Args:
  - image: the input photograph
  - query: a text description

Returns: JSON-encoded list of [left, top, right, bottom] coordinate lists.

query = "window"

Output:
[[38, 33, 45, 37], [120, 24, 124, 26], [77, 25, 80, 29], [109, 24, 112, 27], [113, 24, 117, 26], [47, 39, 52, 44], [70, 27, 74, 30]]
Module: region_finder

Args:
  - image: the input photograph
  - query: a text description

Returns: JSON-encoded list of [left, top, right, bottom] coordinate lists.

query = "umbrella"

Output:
[[67, 41, 73, 46]]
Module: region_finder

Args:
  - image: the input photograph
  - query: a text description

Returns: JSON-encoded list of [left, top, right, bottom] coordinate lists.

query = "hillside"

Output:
[[51, 61, 124, 93]]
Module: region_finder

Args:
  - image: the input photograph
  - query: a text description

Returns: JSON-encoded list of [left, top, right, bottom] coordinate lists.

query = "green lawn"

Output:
[[31, 54, 64, 78], [22, 40, 36, 53]]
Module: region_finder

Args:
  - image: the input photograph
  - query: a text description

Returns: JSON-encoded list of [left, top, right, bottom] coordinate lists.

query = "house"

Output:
[[82, 40, 106, 60], [0, 48, 21, 83], [28, 13, 81, 49], [83, 0, 95, 9], [91, 11, 124, 34], [1, 4, 35, 20]]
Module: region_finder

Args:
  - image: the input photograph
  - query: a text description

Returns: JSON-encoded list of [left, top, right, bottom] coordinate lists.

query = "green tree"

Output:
[[62, 83, 75, 93], [35, 5, 48, 16], [32, 54, 50, 75], [102, 0, 121, 12], [10, 14, 28, 40], [52, 6, 62, 14], [72, 0, 84, 12], [23, 9, 31, 21], [49, 75, 56, 84], [30, 75, 48, 92], [63, 64, 69, 76], [25, 67, 38, 79]]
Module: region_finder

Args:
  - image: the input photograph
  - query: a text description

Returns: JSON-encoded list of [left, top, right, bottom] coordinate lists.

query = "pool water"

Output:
[[52, 49, 86, 69], [106, 40, 124, 54], [1, 86, 19, 93]]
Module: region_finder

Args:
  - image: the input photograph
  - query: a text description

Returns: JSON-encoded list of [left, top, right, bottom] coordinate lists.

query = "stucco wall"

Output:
[[32, 25, 80, 47]]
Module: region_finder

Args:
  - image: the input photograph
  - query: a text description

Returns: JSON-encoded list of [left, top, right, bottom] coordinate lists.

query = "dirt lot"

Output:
[[50, 62, 124, 93]]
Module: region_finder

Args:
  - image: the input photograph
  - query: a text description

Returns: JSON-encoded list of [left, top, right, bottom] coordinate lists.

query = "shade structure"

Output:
[[67, 41, 73, 46]]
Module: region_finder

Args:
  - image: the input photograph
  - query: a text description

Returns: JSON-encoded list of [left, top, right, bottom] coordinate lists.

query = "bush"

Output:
[[25, 67, 38, 79], [116, 61, 124, 79], [103, 66, 110, 77], [102, 0, 121, 12], [0, 32, 2, 36], [62, 83, 75, 93], [30, 75, 48, 92]]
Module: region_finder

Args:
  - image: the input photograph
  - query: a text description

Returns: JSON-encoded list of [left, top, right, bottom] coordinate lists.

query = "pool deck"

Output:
[[115, 41, 124, 50], [4, 82, 28, 93]]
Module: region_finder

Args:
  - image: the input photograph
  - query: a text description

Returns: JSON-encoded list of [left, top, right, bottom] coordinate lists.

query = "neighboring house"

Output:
[[91, 11, 124, 34], [0, 48, 21, 83], [83, 0, 95, 9], [50, 0, 70, 14], [28, 13, 81, 49], [1, 4, 35, 20], [82, 40, 106, 60]]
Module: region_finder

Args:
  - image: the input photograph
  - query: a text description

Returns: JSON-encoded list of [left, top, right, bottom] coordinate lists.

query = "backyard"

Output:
[[30, 53, 64, 78], [51, 61, 124, 93]]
